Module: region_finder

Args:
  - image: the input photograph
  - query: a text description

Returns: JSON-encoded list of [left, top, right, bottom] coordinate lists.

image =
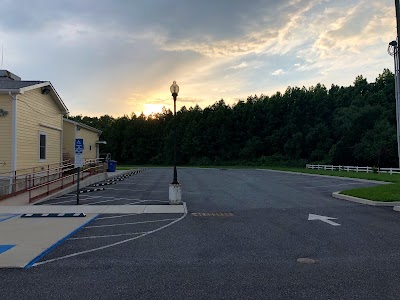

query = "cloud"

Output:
[[230, 62, 249, 69], [272, 69, 285, 76], [153, 0, 324, 58], [0, 0, 395, 117], [293, 1, 394, 77]]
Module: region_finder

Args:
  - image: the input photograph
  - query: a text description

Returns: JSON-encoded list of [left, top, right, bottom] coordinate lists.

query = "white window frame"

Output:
[[38, 131, 47, 161]]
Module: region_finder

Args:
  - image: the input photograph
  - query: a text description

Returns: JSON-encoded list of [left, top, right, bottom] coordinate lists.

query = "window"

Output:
[[39, 133, 46, 160]]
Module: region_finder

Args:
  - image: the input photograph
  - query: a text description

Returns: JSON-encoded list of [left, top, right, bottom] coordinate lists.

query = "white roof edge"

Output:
[[19, 82, 50, 92], [18, 81, 69, 114], [48, 82, 69, 114], [63, 118, 103, 134]]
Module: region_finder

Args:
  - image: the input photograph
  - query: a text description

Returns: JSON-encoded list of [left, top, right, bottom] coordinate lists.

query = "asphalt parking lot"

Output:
[[2, 167, 400, 300], [39, 169, 169, 206]]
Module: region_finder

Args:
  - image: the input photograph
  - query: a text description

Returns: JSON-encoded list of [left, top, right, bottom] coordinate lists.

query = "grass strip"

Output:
[[257, 166, 400, 202]]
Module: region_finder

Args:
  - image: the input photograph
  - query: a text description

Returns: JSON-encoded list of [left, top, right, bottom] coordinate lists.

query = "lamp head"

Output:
[[170, 81, 179, 96]]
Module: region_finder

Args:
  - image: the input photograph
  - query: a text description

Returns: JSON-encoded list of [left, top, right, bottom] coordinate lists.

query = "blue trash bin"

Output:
[[107, 160, 117, 172]]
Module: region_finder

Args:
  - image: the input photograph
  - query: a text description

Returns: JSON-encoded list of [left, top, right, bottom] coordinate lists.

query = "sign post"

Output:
[[74, 139, 84, 205]]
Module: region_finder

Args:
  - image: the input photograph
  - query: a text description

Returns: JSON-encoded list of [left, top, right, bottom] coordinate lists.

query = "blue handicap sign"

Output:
[[75, 139, 84, 154]]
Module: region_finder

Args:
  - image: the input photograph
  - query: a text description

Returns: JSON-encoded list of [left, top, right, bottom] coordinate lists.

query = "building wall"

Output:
[[76, 128, 100, 160], [62, 120, 75, 162], [0, 94, 12, 175], [16, 89, 63, 171]]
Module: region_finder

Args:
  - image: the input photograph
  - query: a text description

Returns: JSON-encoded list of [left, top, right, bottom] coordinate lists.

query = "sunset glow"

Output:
[[0, 0, 395, 117]]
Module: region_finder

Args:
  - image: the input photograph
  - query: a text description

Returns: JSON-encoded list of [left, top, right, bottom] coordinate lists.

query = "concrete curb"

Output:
[[332, 191, 400, 206], [256, 169, 391, 185], [0, 204, 185, 214], [107, 169, 134, 179]]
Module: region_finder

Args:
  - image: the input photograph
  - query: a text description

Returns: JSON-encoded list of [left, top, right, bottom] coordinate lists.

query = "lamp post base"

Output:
[[169, 183, 182, 205]]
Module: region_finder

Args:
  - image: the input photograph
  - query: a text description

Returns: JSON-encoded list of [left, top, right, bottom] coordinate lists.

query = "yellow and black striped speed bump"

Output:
[[92, 182, 117, 187], [21, 213, 86, 218], [191, 212, 234, 217], [107, 178, 124, 182], [79, 188, 105, 194]]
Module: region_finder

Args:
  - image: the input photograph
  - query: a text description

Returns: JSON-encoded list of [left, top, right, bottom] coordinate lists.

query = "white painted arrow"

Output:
[[308, 214, 341, 226]]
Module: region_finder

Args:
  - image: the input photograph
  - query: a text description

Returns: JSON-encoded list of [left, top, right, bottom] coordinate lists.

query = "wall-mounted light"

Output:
[[41, 87, 51, 95], [77, 126, 81, 131], [0, 109, 8, 116]]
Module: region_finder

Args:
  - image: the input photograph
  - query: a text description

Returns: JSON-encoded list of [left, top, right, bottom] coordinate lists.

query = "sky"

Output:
[[0, 0, 396, 117]]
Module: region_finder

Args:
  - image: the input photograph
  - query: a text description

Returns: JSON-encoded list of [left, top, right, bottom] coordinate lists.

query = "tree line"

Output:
[[70, 69, 398, 167]]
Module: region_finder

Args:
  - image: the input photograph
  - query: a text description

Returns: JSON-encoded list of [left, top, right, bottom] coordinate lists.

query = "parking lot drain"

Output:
[[191, 212, 234, 217], [297, 258, 318, 264]]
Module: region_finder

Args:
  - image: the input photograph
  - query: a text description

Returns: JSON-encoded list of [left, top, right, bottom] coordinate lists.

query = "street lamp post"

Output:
[[170, 81, 179, 184], [393, 0, 400, 167], [169, 81, 182, 204], [388, 40, 400, 167]]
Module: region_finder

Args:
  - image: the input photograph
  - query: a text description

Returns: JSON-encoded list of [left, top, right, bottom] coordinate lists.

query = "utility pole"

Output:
[[396, 0, 400, 39], [394, 0, 400, 167]]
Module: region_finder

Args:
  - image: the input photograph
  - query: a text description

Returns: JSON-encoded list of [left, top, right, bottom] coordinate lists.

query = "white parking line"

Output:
[[92, 196, 167, 202], [85, 198, 138, 205], [96, 214, 139, 220], [48, 195, 99, 205], [104, 188, 152, 192], [116, 183, 156, 185], [86, 218, 178, 228], [69, 231, 148, 240], [33, 208, 187, 267], [125, 199, 169, 204], [84, 198, 168, 205], [304, 182, 365, 189], [52, 194, 77, 199]]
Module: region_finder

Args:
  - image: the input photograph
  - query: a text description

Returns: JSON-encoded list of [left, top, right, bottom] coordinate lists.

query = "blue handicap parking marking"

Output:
[[0, 214, 18, 223], [0, 245, 15, 254]]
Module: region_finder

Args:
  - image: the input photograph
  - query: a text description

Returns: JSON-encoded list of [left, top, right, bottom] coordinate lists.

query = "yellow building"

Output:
[[0, 70, 68, 176], [63, 118, 105, 164]]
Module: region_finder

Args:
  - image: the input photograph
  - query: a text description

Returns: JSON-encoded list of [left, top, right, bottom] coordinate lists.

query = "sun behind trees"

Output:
[[70, 69, 398, 167]]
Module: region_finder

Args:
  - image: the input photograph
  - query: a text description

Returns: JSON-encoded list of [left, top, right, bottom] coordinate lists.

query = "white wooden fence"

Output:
[[306, 164, 400, 175]]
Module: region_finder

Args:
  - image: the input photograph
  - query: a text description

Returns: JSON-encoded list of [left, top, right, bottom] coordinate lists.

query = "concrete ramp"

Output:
[[0, 214, 97, 268]]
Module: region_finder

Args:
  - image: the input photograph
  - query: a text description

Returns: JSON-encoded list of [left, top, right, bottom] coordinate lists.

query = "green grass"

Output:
[[257, 166, 400, 183], [260, 166, 400, 202], [116, 164, 400, 202], [253, 166, 400, 202], [341, 184, 400, 202]]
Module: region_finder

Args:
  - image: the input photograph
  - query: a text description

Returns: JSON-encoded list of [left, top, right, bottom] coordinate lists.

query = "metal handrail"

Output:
[[0, 160, 72, 177], [28, 163, 105, 203], [0, 159, 106, 201]]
